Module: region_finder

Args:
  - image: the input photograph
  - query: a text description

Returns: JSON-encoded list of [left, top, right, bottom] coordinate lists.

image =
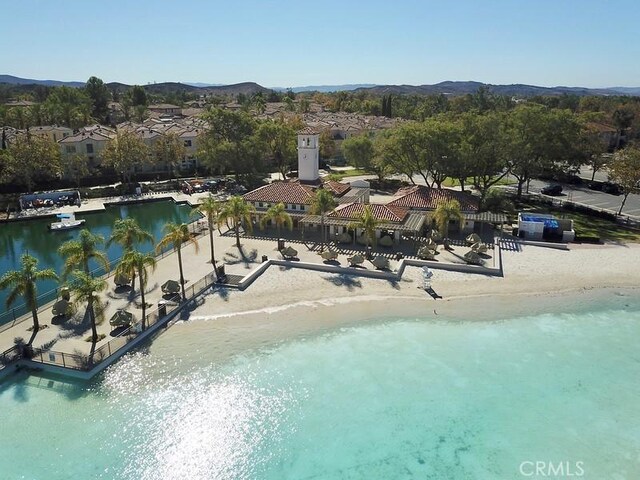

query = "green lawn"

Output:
[[326, 168, 369, 180]]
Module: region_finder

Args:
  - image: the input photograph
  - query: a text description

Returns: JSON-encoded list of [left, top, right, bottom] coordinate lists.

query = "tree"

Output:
[[260, 202, 293, 238], [200, 108, 260, 178], [64, 153, 90, 188], [156, 223, 199, 299], [130, 85, 148, 107], [342, 133, 374, 170], [107, 218, 153, 253], [608, 146, 640, 215], [256, 117, 299, 179], [114, 250, 156, 325], [154, 132, 186, 178], [58, 229, 110, 278], [348, 205, 380, 246], [612, 107, 634, 149], [0, 254, 58, 339], [319, 129, 336, 160], [219, 196, 255, 248], [5, 132, 61, 192], [310, 189, 337, 252], [102, 131, 149, 184], [84, 76, 110, 122], [195, 195, 223, 269], [70, 271, 107, 343], [433, 199, 464, 238]]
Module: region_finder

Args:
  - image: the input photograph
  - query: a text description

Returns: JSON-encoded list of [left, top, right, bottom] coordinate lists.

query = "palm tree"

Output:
[[433, 199, 464, 239], [219, 196, 255, 248], [310, 189, 337, 252], [156, 223, 199, 300], [0, 254, 58, 339], [107, 218, 153, 252], [70, 271, 107, 343], [58, 229, 110, 278], [260, 202, 293, 238], [114, 250, 156, 326], [348, 205, 380, 247], [194, 195, 223, 270]]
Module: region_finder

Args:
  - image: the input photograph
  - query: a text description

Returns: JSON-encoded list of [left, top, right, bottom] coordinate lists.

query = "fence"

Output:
[[24, 266, 217, 373], [0, 217, 206, 332]]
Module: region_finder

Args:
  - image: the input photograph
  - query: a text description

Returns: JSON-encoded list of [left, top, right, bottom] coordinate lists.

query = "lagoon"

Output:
[[0, 201, 194, 325], [0, 295, 639, 479]]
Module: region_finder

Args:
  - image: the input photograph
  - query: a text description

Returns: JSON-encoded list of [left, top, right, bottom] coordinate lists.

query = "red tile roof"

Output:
[[331, 203, 409, 222], [298, 126, 320, 135], [243, 181, 315, 205], [323, 180, 351, 197], [387, 185, 479, 212]]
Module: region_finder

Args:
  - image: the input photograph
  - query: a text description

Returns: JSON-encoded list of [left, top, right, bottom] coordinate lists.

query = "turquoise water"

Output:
[[0, 201, 194, 324], [1, 296, 639, 479]]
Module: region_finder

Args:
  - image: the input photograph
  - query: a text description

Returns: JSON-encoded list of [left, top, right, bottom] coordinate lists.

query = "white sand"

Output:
[[159, 243, 640, 363]]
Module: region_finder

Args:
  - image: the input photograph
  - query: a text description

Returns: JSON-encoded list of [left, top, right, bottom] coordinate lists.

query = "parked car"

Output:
[[602, 182, 623, 195], [587, 182, 602, 191], [541, 184, 563, 196]]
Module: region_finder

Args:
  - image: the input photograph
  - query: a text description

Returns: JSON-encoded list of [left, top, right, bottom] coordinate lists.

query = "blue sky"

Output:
[[3, 0, 639, 88]]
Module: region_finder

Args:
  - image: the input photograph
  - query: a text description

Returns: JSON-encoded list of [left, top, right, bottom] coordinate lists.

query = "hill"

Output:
[[0, 74, 85, 88], [354, 81, 626, 97]]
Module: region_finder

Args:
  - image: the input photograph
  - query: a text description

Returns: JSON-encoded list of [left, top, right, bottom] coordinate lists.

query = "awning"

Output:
[[300, 211, 426, 233]]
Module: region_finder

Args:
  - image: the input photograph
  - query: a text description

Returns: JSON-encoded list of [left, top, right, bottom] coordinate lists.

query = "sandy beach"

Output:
[[159, 242, 640, 364]]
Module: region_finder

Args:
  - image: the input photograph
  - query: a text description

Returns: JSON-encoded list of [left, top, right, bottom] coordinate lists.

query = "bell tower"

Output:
[[297, 127, 320, 184]]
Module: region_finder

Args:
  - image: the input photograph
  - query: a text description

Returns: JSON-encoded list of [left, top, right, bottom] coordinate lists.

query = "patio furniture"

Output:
[[337, 232, 352, 244], [52, 298, 72, 318], [161, 279, 181, 295], [417, 246, 435, 260], [463, 250, 485, 266], [347, 254, 365, 267], [114, 273, 131, 287], [321, 250, 338, 261], [109, 309, 135, 328], [371, 256, 390, 270], [466, 233, 481, 246], [471, 242, 488, 254], [280, 246, 298, 260]]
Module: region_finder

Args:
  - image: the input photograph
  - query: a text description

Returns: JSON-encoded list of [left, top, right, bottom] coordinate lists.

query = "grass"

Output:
[[325, 168, 369, 180], [518, 202, 640, 243]]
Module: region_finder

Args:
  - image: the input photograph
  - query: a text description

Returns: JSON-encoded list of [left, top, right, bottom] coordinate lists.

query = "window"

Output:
[[86, 144, 94, 154], [65, 145, 76, 154], [184, 140, 192, 147]]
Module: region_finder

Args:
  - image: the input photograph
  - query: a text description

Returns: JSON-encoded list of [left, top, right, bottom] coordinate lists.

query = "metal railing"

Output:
[[25, 267, 217, 373]]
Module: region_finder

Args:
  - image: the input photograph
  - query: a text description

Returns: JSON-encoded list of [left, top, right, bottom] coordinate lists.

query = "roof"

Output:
[[243, 181, 316, 205], [464, 211, 509, 223], [322, 180, 351, 197], [298, 126, 319, 135], [331, 203, 409, 222], [388, 185, 479, 212], [301, 211, 425, 232], [148, 104, 181, 110]]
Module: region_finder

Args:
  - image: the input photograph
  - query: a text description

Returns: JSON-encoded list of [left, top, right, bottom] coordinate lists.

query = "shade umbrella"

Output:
[[109, 309, 135, 327], [371, 256, 389, 269], [52, 298, 71, 317], [321, 250, 338, 261], [466, 233, 481, 245], [114, 273, 131, 286], [161, 279, 181, 294], [281, 246, 298, 258], [463, 250, 485, 266], [348, 254, 365, 266], [379, 235, 393, 247], [424, 238, 438, 251]]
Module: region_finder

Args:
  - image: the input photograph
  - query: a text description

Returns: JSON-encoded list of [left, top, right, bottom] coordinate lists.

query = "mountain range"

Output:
[[2, 74, 640, 97]]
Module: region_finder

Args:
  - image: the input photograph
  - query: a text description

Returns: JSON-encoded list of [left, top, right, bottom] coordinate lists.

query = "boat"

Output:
[[48, 213, 85, 231]]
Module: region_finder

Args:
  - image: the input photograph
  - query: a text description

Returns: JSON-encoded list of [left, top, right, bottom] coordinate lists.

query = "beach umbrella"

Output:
[[348, 254, 365, 266], [463, 250, 484, 266], [281, 246, 298, 258], [109, 309, 135, 327], [466, 233, 481, 245], [52, 298, 71, 317], [161, 279, 181, 294], [114, 273, 131, 286]]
